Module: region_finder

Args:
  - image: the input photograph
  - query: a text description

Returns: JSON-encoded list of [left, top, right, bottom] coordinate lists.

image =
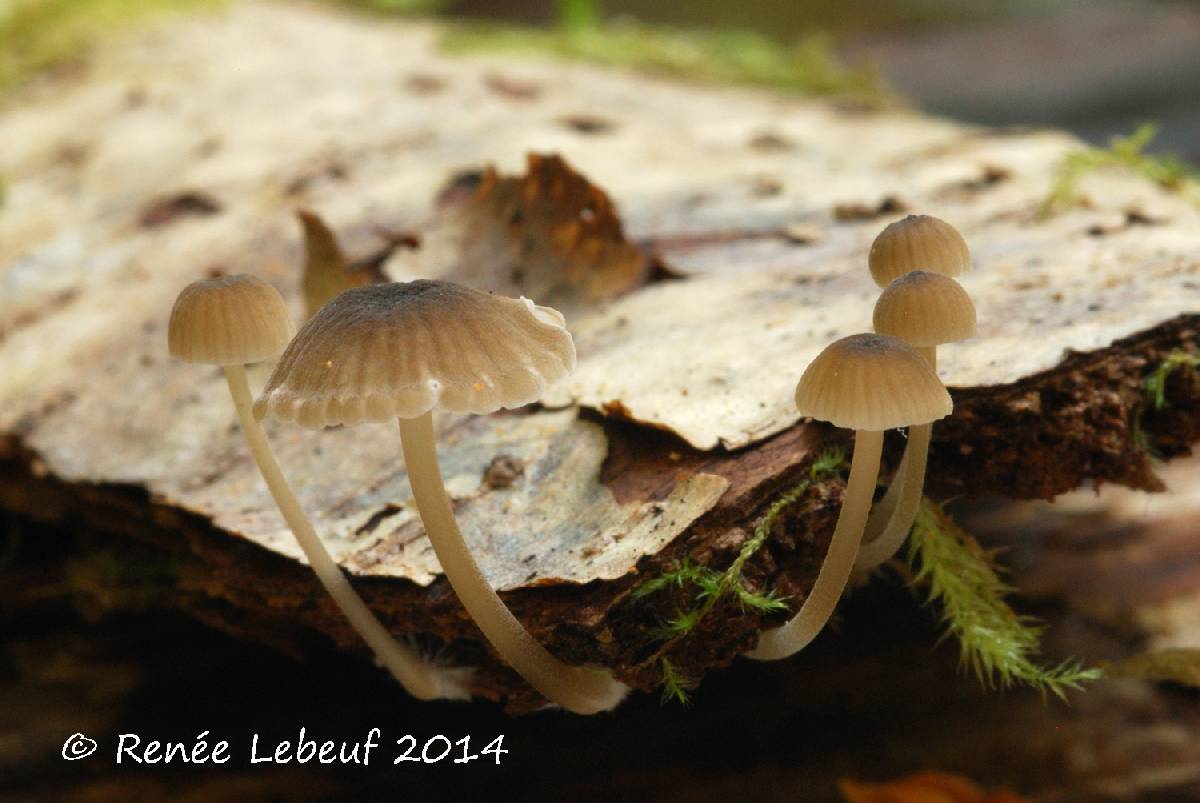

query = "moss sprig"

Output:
[[726, 446, 847, 597], [1144, 350, 1200, 410], [658, 657, 696, 705], [636, 447, 845, 631], [908, 499, 1101, 699], [1133, 348, 1200, 454], [1039, 123, 1200, 217], [634, 448, 845, 701]]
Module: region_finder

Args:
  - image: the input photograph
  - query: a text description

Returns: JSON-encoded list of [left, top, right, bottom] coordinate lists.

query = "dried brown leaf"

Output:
[[297, 209, 371, 318], [139, 191, 221, 228], [394, 153, 648, 310]]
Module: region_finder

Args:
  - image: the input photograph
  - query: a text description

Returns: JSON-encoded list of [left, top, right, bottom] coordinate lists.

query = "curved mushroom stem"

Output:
[[855, 346, 937, 571], [224, 365, 462, 701], [398, 411, 630, 715], [746, 428, 884, 661]]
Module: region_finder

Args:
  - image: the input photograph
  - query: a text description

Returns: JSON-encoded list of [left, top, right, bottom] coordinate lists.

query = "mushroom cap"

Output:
[[794, 333, 952, 431], [873, 270, 977, 347], [253, 280, 575, 428], [868, 214, 970, 288], [168, 274, 295, 365]]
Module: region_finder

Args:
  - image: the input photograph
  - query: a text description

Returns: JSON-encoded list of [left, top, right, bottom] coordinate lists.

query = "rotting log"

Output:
[[1, 2, 1198, 712], [6, 464, 1200, 801]]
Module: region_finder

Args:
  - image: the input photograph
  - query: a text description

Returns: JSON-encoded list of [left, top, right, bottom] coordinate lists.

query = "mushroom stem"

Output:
[[398, 411, 629, 715], [855, 347, 937, 571], [223, 365, 455, 701], [747, 428, 885, 661]]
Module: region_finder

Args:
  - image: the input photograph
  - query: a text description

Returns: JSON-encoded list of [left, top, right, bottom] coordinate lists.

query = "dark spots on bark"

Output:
[[139, 192, 221, 228]]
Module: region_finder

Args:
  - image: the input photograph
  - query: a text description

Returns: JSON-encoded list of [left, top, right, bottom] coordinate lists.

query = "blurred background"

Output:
[[4, 0, 1199, 158], [388, 0, 1200, 159], [436, 0, 1200, 159]]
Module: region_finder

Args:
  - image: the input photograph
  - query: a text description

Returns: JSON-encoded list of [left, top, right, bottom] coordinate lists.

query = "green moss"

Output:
[[1133, 348, 1200, 454], [2, 0, 886, 102], [658, 657, 695, 705], [633, 447, 845, 702], [640, 467, 1100, 702], [1040, 123, 1200, 218], [635, 447, 844, 631], [908, 499, 1100, 699], [555, 0, 602, 32], [442, 20, 889, 102], [0, 0, 222, 93], [1144, 350, 1200, 411]]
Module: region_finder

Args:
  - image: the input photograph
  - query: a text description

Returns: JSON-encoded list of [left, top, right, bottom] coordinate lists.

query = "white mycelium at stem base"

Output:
[[748, 333, 951, 661], [167, 274, 458, 701], [254, 280, 630, 714], [856, 270, 976, 572]]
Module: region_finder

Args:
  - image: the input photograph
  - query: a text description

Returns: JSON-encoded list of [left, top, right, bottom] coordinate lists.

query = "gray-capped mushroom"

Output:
[[168, 274, 466, 702], [255, 279, 630, 715], [747, 333, 951, 661]]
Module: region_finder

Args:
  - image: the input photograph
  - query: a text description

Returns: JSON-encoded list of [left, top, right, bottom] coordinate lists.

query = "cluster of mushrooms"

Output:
[[167, 214, 974, 714], [749, 214, 976, 661]]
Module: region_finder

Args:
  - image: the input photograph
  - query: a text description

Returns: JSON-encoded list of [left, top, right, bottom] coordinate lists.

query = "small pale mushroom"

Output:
[[747, 333, 951, 661], [254, 279, 630, 715], [855, 270, 976, 571], [859, 213, 974, 567], [168, 274, 465, 702], [868, 214, 970, 288]]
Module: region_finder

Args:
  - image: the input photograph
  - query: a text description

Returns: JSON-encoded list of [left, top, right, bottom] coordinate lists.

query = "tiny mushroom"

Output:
[[858, 214, 973, 568], [168, 274, 465, 702], [747, 333, 951, 661], [855, 270, 976, 571], [254, 279, 630, 715], [868, 214, 970, 288]]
